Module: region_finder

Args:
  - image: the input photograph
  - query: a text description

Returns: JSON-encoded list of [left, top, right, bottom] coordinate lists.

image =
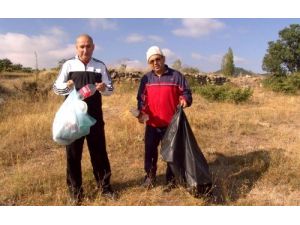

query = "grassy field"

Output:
[[0, 71, 299, 205]]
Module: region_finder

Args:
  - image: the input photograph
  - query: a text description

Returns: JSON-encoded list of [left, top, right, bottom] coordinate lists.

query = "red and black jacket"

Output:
[[137, 65, 192, 128]]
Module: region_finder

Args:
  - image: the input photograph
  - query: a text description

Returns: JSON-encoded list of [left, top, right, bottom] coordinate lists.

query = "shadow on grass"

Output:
[[112, 174, 168, 193], [83, 173, 168, 201], [83, 150, 271, 205], [208, 150, 271, 205]]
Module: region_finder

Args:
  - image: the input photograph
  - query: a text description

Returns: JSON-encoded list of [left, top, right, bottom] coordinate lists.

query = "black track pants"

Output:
[[144, 125, 174, 181], [66, 121, 111, 194]]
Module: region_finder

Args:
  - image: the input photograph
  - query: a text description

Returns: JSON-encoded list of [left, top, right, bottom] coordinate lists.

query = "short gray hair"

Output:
[[76, 34, 94, 44]]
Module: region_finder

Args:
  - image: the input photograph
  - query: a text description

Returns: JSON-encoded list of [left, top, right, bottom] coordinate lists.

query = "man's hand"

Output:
[[179, 98, 187, 108], [137, 113, 145, 124], [66, 80, 74, 89], [137, 112, 149, 124], [95, 82, 106, 92]]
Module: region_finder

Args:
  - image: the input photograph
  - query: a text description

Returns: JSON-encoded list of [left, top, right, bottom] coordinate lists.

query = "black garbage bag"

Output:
[[161, 106, 212, 197]]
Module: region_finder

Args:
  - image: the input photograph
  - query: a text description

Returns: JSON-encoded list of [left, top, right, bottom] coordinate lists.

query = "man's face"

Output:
[[148, 54, 165, 74], [76, 36, 94, 64]]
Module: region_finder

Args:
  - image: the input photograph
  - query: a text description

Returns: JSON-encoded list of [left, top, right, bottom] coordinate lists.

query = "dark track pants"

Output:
[[144, 125, 175, 182], [66, 121, 111, 196]]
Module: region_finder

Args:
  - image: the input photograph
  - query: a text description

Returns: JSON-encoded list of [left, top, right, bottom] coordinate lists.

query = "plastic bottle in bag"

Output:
[[78, 84, 97, 100]]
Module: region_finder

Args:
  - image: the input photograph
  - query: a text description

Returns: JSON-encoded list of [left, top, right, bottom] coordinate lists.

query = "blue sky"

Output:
[[0, 18, 299, 73]]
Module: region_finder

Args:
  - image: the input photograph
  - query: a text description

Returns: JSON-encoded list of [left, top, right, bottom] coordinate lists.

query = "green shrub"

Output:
[[288, 73, 300, 89], [185, 76, 199, 89], [262, 73, 300, 94], [229, 87, 253, 103], [193, 83, 253, 104]]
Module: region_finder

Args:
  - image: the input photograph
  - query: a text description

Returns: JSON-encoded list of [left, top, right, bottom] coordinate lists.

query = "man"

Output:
[[136, 46, 192, 191], [53, 34, 114, 204]]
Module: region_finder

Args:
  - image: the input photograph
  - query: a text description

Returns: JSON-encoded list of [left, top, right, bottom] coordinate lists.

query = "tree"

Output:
[[221, 47, 235, 76], [22, 67, 33, 73], [11, 64, 23, 71], [262, 24, 300, 76], [172, 59, 182, 71], [0, 58, 13, 71]]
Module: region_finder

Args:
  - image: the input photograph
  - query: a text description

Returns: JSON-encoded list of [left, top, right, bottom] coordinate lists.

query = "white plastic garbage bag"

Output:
[[52, 89, 96, 145]]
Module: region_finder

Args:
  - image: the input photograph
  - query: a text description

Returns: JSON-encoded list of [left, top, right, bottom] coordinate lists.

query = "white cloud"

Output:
[[162, 48, 178, 63], [191, 53, 204, 60], [173, 19, 225, 38], [122, 59, 145, 71], [125, 33, 145, 43], [234, 55, 247, 64], [0, 29, 75, 69], [47, 44, 74, 58], [191, 52, 249, 72], [111, 58, 145, 71], [124, 34, 164, 43], [148, 35, 164, 43], [88, 19, 118, 30], [190, 52, 223, 72], [45, 26, 69, 38], [111, 48, 179, 71], [207, 54, 224, 62], [192, 52, 223, 63]]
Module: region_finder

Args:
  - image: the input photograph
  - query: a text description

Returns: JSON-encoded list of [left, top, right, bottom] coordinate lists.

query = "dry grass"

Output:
[[0, 73, 299, 205]]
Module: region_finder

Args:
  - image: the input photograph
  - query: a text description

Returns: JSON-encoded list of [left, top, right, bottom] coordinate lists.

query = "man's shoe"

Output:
[[163, 182, 176, 193], [101, 186, 117, 200], [69, 192, 84, 206], [141, 176, 156, 189]]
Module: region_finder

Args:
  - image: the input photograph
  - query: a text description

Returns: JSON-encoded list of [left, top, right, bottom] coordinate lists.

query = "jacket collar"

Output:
[[152, 65, 169, 76]]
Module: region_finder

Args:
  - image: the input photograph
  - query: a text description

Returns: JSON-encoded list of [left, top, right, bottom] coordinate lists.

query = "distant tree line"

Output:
[[0, 58, 33, 73]]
